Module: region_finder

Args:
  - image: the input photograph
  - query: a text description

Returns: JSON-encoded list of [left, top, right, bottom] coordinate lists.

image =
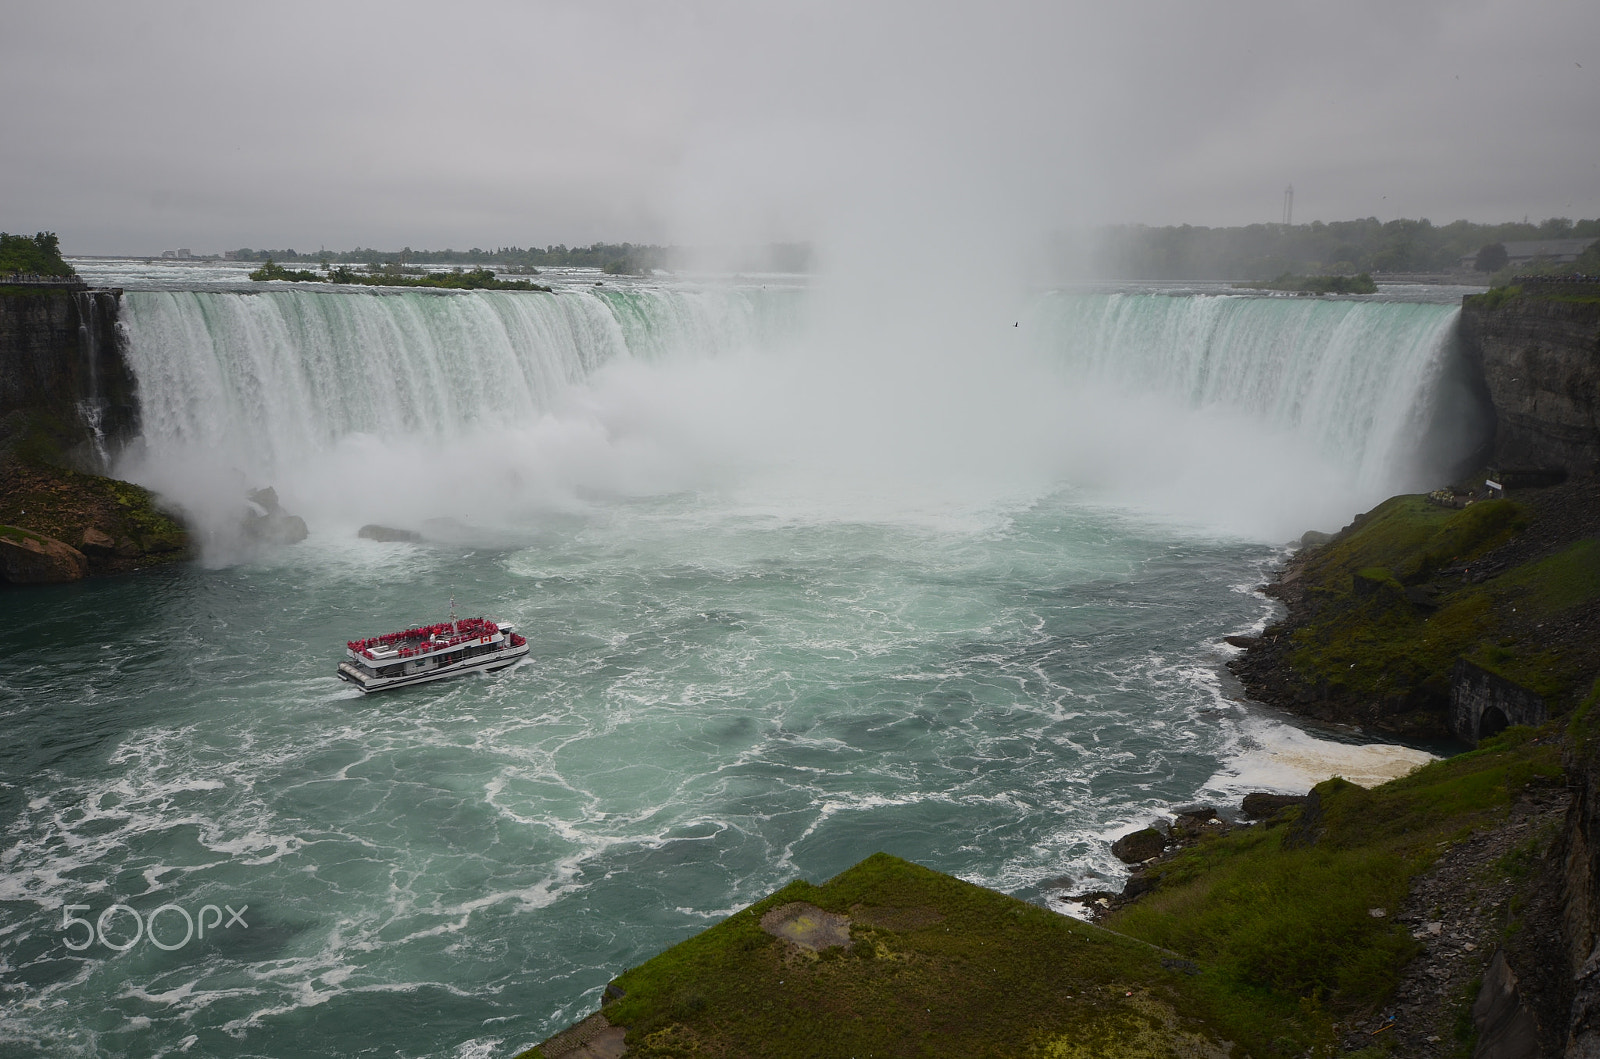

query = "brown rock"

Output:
[[114, 536, 141, 558], [759, 902, 851, 952], [1241, 792, 1309, 819], [81, 527, 116, 555], [1169, 806, 1220, 839], [0, 528, 89, 583], [1111, 827, 1168, 864]]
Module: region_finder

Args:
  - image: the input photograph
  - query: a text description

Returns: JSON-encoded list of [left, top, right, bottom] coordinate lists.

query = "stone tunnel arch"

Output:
[[1450, 660, 1547, 746]]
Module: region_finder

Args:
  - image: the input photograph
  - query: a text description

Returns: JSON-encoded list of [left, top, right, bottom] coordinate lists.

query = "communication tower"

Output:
[[1282, 184, 1294, 227]]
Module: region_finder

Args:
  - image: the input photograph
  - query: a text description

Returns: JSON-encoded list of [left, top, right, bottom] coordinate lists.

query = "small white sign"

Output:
[[1485, 479, 1503, 492]]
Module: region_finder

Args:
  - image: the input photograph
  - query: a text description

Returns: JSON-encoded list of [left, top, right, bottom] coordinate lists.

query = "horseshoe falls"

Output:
[[0, 279, 1477, 1058]]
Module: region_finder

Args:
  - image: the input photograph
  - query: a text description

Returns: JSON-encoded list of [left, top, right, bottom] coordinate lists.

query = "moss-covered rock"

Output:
[[0, 455, 190, 580]]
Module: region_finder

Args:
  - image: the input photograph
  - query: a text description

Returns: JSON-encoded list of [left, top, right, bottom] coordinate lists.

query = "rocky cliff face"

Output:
[[1459, 289, 1600, 479], [0, 286, 139, 468], [0, 285, 189, 581]]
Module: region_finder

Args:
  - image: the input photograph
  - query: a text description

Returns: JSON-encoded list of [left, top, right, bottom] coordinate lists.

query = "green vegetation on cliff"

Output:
[[0, 231, 75, 279], [1467, 279, 1600, 311], [0, 455, 187, 569], [1234, 484, 1600, 736]]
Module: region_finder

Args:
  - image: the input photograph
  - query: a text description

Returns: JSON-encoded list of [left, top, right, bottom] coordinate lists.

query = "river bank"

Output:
[[1227, 477, 1600, 743]]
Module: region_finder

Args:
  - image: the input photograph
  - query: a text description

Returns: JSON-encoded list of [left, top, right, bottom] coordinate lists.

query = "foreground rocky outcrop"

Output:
[[243, 486, 308, 545], [514, 731, 1596, 1058]]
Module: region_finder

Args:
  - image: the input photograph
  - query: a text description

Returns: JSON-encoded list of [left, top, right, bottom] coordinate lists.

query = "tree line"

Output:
[[229, 242, 672, 274], [1064, 216, 1600, 281]]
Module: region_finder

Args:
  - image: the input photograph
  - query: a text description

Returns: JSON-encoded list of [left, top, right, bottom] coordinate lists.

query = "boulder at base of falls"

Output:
[[358, 524, 423, 543], [243, 486, 309, 545], [0, 526, 89, 583]]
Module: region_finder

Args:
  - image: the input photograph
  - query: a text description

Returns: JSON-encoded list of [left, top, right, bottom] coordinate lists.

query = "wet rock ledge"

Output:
[[0, 453, 188, 583]]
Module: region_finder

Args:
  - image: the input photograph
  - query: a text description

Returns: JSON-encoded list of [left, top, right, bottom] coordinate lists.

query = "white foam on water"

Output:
[[1205, 717, 1436, 796]]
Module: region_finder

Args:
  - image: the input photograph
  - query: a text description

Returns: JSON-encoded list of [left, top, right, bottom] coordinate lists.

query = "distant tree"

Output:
[[249, 259, 321, 282], [0, 231, 75, 277], [1475, 243, 1509, 273]]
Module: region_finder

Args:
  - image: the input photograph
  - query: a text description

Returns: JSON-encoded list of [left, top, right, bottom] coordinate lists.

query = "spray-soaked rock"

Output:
[[0, 527, 88, 583], [359, 524, 423, 543], [243, 486, 309, 544]]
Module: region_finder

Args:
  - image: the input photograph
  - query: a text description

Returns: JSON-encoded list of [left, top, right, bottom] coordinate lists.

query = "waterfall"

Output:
[[1026, 292, 1481, 494], [71, 290, 120, 468], [120, 286, 795, 477], [115, 284, 1487, 544]]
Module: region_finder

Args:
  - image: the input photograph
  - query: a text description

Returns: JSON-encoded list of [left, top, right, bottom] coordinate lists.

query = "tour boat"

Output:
[[337, 614, 528, 693]]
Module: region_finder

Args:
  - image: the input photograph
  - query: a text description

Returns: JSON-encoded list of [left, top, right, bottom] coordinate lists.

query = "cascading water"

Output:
[[120, 287, 793, 478], [116, 285, 803, 547], [116, 284, 1481, 548], [1026, 291, 1477, 495], [71, 289, 121, 469]]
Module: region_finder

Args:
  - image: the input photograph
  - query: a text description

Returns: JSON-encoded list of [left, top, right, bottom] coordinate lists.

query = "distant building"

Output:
[[1461, 238, 1597, 270]]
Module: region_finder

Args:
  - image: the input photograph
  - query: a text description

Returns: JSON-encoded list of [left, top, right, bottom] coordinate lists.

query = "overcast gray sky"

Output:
[[3, 1, 1596, 256]]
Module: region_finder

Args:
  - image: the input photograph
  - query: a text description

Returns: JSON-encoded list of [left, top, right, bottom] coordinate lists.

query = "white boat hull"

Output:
[[337, 640, 529, 693]]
